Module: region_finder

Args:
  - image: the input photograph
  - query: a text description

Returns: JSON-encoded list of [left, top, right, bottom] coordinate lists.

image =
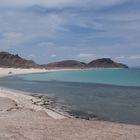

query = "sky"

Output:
[[0, 0, 140, 66]]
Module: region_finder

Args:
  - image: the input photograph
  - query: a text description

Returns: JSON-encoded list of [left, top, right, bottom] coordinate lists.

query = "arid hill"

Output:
[[43, 60, 86, 69], [0, 52, 40, 68], [0, 52, 128, 69], [44, 58, 128, 69], [87, 58, 128, 68]]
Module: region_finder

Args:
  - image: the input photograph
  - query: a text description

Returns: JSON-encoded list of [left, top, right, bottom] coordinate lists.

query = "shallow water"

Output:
[[0, 68, 140, 125], [17, 68, 140, 87]]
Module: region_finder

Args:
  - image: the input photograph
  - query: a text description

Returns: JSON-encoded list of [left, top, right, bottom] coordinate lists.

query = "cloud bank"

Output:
[[0, 0, 128, 9], [0, 0, 140, 66]]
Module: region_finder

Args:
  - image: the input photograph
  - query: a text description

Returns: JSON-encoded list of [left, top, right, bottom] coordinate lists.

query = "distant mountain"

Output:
[[87, 58, 128, 68], [43, 58, 128, 69], [0, 52, 128, 69], [43, 60, 86, 69], [0, 52, 40, 68]]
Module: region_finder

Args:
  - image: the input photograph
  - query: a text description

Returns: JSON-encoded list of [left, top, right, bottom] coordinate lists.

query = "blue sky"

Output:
[[0, 0, 140, 66]]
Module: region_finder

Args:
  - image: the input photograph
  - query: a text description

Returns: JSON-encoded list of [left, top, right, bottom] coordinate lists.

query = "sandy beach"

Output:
[[0, 68, 140, 140]]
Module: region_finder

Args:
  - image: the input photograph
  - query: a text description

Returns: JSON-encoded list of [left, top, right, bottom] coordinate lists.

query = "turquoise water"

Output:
[[0, 68, 140, 125], [20, 68, 140, 87]]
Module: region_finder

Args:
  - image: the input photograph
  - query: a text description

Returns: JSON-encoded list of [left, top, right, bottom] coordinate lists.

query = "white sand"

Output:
[[0, 67, 79, 77], [0, 87, 66, 119], [0, 68, 46, 77], [0, 68, 66, 119], [0, 68, 140, 140]]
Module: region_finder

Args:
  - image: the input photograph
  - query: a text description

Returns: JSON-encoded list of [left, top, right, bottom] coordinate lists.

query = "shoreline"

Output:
[[0, 67, 139, 121], [0, 67, 80, 78], [0, 84, 104, 122], [0, 68, 70, 119], [0, 67, 90, 120], [0, 68, 140, 122], [0, 86, 67, 120], [0, 68, 140, 139], [0, 67, 83, 119]]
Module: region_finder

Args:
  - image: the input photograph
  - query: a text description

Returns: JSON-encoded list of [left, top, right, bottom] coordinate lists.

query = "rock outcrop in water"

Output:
[[0, 52, 128, 69], [0, 52, 40, 68]]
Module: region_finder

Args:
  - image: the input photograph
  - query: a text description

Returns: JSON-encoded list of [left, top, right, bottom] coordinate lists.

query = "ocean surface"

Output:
[[0, 68, 140, 125]]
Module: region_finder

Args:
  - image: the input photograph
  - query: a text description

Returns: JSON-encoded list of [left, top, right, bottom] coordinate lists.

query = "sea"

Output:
[[0, 68, 140, 125]]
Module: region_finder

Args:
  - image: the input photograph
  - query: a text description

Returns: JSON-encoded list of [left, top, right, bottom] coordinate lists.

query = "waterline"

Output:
[[0, 68, 140, 125]]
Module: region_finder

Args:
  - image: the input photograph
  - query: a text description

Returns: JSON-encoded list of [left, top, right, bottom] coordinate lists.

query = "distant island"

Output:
[[0, 52, 128, 69]]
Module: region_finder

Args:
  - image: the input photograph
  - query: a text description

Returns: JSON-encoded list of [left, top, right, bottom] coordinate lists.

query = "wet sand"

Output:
[[0, 68, 140, 140]]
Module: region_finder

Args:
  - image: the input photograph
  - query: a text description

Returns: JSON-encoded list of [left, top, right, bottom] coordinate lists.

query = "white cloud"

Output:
[[2, 32, 23, 40], [0, 0, 128, 9], [50, 54, 57, 58], [77, 53, 95, 61], [115, 56, 125, 59], [0, 32, 25, 50], [0, 0, 140, 66], [77, 53, 111, 62], [128, 55, 140, 60], [27, 54, 37, 59], [77, 53, 94, 58], [0, 10, 67, 50], [38, 42, 56, 48], [115, 55, 140, 60]]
